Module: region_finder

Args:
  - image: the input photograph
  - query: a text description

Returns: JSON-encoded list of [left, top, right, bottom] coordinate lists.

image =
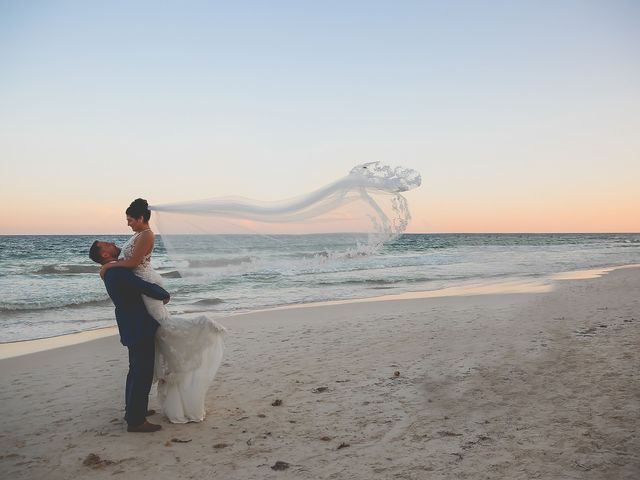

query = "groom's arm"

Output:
[[104, 268, 170, 301]]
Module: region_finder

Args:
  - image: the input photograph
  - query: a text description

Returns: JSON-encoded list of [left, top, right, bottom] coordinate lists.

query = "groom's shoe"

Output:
[[122, 409, 157, 421], [127, 420, 162, 433]]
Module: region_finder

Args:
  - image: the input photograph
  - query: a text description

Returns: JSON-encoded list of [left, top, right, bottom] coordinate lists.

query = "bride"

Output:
[[100, 198, 226, 423]]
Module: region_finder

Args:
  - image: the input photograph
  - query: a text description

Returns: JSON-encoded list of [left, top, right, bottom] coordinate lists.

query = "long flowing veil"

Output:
[[149, 162, 421, 306]]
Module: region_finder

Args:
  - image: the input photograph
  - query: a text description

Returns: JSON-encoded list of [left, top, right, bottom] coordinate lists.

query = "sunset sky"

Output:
[[1, 1, 639, 234]]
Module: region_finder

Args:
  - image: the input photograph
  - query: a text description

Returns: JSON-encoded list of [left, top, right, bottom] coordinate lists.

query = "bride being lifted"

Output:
[[100, 198, 226, 423]]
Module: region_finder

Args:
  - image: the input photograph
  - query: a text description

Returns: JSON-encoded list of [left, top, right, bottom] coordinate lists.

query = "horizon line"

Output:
[[0, 231, 638, 236]]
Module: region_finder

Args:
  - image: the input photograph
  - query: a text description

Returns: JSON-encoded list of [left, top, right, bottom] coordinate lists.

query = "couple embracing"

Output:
[[89, 198, 225, 433]]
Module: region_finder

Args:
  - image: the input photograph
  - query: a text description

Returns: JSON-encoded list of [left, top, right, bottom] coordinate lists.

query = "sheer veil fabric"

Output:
[[149, 162, 422, 285]]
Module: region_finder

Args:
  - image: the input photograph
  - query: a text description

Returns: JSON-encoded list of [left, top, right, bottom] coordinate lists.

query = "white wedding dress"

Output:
[[122, 232, 226, 423]]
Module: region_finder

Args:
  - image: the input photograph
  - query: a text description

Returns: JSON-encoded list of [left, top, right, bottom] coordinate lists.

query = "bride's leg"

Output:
[[141, 294, 168, 324]]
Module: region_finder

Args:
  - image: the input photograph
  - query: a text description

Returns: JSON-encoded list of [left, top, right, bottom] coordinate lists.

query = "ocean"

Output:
[[0, 233, 638, 342]]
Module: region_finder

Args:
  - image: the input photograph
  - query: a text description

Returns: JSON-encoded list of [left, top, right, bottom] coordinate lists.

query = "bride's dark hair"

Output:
[[126, 198, 151, 222]]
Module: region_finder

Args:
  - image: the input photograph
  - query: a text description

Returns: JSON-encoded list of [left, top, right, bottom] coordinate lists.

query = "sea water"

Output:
[[0, 233, 638, 342]]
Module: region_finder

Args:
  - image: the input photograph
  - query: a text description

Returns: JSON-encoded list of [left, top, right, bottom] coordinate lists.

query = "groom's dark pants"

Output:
[[124, 335, 155, 427]]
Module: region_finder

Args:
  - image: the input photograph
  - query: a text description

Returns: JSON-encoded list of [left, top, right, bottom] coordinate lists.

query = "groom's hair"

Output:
[[89, 241, 102, 264]]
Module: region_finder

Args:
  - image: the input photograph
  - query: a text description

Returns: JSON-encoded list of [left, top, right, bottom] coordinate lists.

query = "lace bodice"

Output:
[[121, 230, 153, 275]]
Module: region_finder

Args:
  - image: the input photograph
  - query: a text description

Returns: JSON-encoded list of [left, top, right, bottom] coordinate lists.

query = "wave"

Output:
[[188, 256, 254, 268], [0, 297, 111, 313], [312, 274, 485, 288], [178, 297, 225, 314], [190, 298, 224, 306], [160, 270, 182, 278], [34, 264, 99, 275], [317, 278, 402, 286]]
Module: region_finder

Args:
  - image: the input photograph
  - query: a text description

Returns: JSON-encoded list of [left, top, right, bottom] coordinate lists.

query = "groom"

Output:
[[89, 240, 169, 433]]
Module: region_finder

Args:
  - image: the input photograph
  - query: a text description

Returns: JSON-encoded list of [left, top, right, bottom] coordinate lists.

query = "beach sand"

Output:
[[1, 267, 638, 479]]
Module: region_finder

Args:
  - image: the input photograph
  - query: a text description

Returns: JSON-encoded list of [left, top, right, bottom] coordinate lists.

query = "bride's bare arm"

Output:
[[100, 231, 155, 278]]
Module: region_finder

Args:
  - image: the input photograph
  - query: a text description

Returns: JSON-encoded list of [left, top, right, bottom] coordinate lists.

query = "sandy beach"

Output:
[[1, 267, 638, 479]]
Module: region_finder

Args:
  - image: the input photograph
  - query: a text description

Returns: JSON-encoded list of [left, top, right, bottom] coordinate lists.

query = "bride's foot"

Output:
[[127, 420, 162, 433]]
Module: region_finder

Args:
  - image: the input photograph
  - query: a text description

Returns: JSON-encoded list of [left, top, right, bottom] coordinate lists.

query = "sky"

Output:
[[1, 0, 639, 234]]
